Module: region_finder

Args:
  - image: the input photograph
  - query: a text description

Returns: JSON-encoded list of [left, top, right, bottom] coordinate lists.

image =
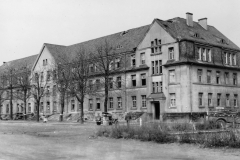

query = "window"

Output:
[[151, 48, 154, 53], [225, 72, 229, 85], [96, 79, 100, 90], [140, 53, 145, 64], [141, 95, 146, 108], [159, 60, 162, 74], [169, 47, 174, 60], [109, 97, 113, 109], [234, 94, 238, 107], [117, 77, 121, 88], [207, 70, 211, 83], [96, 98, 100, 110], [53, 70, 57, 80], [199, 93, 203, 106], [233, 54, 237, 65], [141, 74, 146, 86], [46, 86, 50, 96], [132, 96, 137, 108], [35, 73, 39, 82], [89, 99, 93, 110], [226, 94, 230, 107], [46, 102, 50, 113], [117, 97, 122, 109], [159, 82, 163, 92], [170, 93, 176, 107], [169, 70, 175, 83], [109, 78, 113, 89], [53, 85, 57, 96], [202, 48, 206, 61], [208, 93, 212, 106], [40, 72, 44, 81], [217, 94, 221, 106], [89, 80, 93, 90], [152, 82, 155, 93], [131, 55, 136, 67], [224, 52, 228, 64], [155, 47, 158, 53], [155, 61, 158, 74], [45, 59, 48, 65], [43, 60, 45, 66], [115, 58, 120, 68], [216, 71, 220, 84], [158, 39, 161, 45], [47, 71, 51, 81], [233, 73, 237, 85], [131, 75, 136, 87], [198, 47, 201, 60], [28, 103, 31, 113], [151, 41, 154, 47], [197, 69, 202, 83], [229, 53, 232, 65], [89, 64, 94, 73], [152, 61, 155, 74], [155, 39, 158, 45], [207, 49, 211, 62], [17, 104, 19, 112]]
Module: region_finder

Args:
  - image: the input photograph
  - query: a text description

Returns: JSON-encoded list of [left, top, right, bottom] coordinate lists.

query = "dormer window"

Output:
[[220, 39, 225, 44], [194, 33, 199, 38], [131, 55, 136, 67]]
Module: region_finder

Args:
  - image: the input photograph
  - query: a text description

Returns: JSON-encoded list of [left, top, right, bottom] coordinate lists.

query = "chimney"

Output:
[[198, 18, 208, 30], [186, 12, 193, 27]]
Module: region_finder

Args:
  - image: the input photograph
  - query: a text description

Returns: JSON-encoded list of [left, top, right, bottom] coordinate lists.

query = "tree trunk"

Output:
[[59, 92, 64, 122], [36, 101, 40, 122], [24, 91, 27, 120], [104, 77, 108, 112], [10, 86, 13, 120], [80, 100, 84, 124]]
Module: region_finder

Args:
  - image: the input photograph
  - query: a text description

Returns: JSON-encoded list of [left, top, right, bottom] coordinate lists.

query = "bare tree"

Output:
[[0, 73, 7, 118], [68, 47, 92, 124], [31, 68, 50, 122], [92, 40, 124, 112], [12, 63, 32, 120]]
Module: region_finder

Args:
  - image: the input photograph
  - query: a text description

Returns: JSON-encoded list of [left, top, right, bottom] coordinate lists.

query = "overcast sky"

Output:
[[0, 0, 240, 64]]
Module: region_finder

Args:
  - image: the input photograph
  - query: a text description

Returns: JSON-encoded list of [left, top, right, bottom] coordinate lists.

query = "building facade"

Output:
[[1, 12, 240, 121]]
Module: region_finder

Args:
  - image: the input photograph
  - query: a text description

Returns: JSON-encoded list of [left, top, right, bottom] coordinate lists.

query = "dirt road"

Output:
[[0, 121, 239, 160]]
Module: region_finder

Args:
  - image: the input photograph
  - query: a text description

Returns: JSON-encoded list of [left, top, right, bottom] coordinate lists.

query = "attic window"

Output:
[[121, 30, 129, 36], [220, 39, 226, 44], [194, 33, 199, 38], [116, 45, 123, 49]]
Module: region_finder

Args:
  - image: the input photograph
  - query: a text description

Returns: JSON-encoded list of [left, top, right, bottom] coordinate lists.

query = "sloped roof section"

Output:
[[0, 54, 38, 74], [44, 43, 67, 63], [156, 17, 240, 50]]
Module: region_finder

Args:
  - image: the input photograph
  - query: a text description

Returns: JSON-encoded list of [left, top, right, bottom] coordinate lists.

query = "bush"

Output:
[[195, 120, 222, 130]]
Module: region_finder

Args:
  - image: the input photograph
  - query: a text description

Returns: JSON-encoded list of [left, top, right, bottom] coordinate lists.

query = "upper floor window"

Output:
[[169, 70, 175, 83], [197, 69, 202, 83], [89, 99, 93, 110], [226, 94, 230, 107], [225, 72, 229, 85], [132, 96, 137, 108], [169, 47, 174, 60], [233, 73, 237, 85], [207, 70, 211, 83], [131, 75, 136, 87], [109, 78, 113, 89], [89, 64, 94, 73], [199, 93, 203, 106], [115, 58, 120, 68], [96, 79, 101, 90], [141, 95, 146, 108], [96, 98, 101, 110], [40, 72, 44, 81], [152, 60, 162, 75], [198, 47, 211, 62], [43, 59, 48, 66], [140, 53, 145, 65], [208, 93, 212, 106], [117, 77, 121, 88], [141, 74, 146, 86], [216, 71, 220, 84], [170, 93, 176, 107], [117, 97, 122, 109], [217, 93, 221, 106], [131, 55, 136, 67], [89, 80, 93, 90], [109, 97, 113, 109], [234, 94, 238, 107], [47, 71, 51, 81], [224, 52, 237, 66]]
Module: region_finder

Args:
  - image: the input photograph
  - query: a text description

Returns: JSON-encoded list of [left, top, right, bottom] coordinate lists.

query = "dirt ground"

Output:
[[0, 121, 240, 160]]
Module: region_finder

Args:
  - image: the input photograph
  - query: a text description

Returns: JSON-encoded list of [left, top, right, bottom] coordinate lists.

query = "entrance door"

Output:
[[155, 102, 160, 119]]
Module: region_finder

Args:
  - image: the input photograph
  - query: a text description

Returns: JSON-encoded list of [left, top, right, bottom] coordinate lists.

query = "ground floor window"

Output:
[[132, 96, 137, 108], [17, 104, 20, 112], [170, 93, 176, 107], [234, 94, 238, 107], [217, 94, 221, 106], [40, 102, 43, 113], [47, 102, 50, 113], [208, 93, 212, 106], [53, 101, 57, 112], [199, 93, 203, 106], [89, 99, 93, 110], [96, 98, 101, 110], [117, 97, 122, 109], [141, 95, 146, 108], [28, 103, 31, 113], [109, 97, 113, 109], [6, 104, 9, 113], [71, 100, 75, 111], [226, 94, 230, 107]]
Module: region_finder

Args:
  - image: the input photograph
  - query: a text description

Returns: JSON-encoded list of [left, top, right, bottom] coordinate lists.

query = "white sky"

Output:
[[1, 0, 240, 64]]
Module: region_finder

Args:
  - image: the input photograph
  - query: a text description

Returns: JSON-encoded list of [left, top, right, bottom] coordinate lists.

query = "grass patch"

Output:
[[96, 122, 240, 148]]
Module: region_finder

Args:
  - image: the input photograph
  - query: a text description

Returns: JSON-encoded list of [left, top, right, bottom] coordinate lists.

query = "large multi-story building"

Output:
[[1, 13, 240, 121]]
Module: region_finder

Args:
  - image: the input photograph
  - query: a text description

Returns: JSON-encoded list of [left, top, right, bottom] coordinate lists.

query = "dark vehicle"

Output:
[[13, 113, 24, 120], [96, 112, 118, 125], [208, 109, 240, 127]]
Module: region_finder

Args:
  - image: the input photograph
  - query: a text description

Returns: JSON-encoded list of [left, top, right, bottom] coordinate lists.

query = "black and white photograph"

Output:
[[0, 0, 240, 159]]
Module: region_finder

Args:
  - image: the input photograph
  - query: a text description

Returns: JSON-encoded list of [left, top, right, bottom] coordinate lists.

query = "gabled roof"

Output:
[[155, 17, 240, 50], [0, 54, 38, 74]]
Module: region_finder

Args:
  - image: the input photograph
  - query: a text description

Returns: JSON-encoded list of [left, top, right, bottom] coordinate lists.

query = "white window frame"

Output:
[[117, 97, 122, 109], [169, 70, 175, 83], [170, 93, 176, 107]]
